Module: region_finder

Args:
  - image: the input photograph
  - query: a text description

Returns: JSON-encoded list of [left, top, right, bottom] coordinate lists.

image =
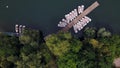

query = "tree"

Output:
[[78, 39, 96, 68], [19, 28, 44, 55], [97, 28, 111, 38], [78, 37, 115, 68], [0, 26, 119, 68], [0, 33, 19, 57], [83, 27, 96, 38], [46, 32, 83, 68], [15, 51, 43, 68], [0, 59, 14, 68], [19, 28, 44, 45], [110, 35, 120, 57], [57, 53, 78, 68], [45, 32, 72, 57]]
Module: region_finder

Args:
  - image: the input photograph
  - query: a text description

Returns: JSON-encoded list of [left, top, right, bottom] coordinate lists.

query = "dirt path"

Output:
[[114, 58, 120, 68]]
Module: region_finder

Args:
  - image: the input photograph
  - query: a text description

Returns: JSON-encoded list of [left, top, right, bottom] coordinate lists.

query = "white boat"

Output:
[[78, 5, 84, 14], [19, 25, 22, 34], [15, 24, 19, 33], [58, 5, 92, 33]]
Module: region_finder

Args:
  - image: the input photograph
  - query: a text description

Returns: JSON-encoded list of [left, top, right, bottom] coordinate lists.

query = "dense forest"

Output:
[[0, 27, 120, 68]]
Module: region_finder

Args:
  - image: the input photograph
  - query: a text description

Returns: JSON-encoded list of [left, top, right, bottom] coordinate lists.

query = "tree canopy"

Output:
[[0, 27, 120, 68]]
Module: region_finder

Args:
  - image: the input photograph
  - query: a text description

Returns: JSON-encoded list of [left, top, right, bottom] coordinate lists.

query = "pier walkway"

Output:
[[60, 1, 99, 32]]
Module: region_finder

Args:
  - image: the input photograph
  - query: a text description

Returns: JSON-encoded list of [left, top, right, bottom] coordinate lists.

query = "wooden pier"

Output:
[[59, 1, 100, 32]]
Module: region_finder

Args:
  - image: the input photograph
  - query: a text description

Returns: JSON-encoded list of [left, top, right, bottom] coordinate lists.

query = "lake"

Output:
[[0, 0, 120, 36]]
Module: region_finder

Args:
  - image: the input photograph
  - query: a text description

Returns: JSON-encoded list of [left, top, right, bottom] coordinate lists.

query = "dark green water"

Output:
[[0, 0, 120, 36]]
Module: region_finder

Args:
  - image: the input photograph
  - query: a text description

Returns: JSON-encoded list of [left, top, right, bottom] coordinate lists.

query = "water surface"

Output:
[[0, 0, 120, 36]]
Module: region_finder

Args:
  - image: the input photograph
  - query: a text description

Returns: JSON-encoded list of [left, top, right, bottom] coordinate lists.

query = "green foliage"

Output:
[[78, 27, 118, 67], [97, 27, 111, 38], [19, 29, 44, 55], [89, 39, 99, 48], [0, 59, 14, 68], [84, 27, 96, 38], [0, 27, 120, 68], [15, 51, 43, 68], [78, 40, 96, 68], [0, 29, 47, 68], [109, 35, 120, 57], [69, 38, 82, 53], [19, 35, 31, 45], [20, 45, 34, 55], [0, 33, 19, 57], [57, 53, 78, 68], [84, 27, 111, 38], [45, 32, 71, 57], [7, 55, 18, 63], [19, 28, 43, 45], [46, 32, 83, 68]]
